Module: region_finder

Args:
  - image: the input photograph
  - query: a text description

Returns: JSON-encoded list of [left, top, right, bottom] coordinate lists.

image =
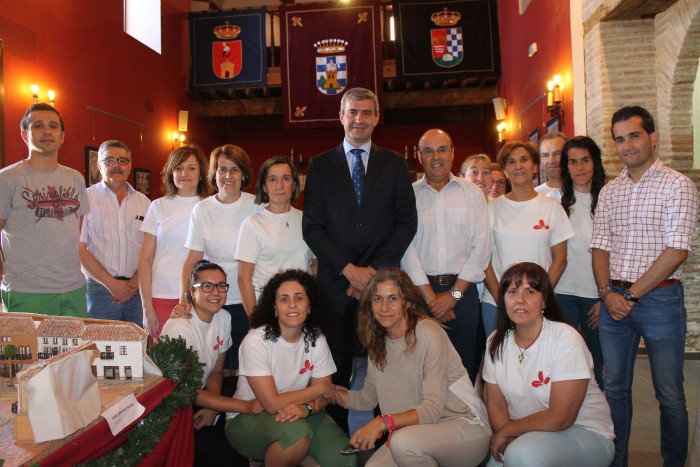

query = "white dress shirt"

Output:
[[401, 174, 491, 286], [80, 181, 151, 277]]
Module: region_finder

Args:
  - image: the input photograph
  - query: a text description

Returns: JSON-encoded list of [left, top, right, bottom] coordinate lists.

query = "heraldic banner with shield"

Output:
[[189, 8, 267, 90], [393, 0, 500, 80], [280, 1, 382, 129]]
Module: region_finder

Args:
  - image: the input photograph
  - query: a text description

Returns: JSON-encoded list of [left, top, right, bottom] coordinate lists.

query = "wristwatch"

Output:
[[623, 290, 639, 303], [449, 288, 462, 302]]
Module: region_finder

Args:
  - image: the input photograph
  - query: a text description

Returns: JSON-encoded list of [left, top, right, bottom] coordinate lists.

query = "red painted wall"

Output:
[[497, 0, 573, 141], [1, 2, 499, 198], [214, 114, 494, 175], [1, 0, 192, 198]]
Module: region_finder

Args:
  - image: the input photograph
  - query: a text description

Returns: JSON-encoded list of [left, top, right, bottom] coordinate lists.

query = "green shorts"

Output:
[[225, 410, 355, 467], [1, 285, 87, 317]]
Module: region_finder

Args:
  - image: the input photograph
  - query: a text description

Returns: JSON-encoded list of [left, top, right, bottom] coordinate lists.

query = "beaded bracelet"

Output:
[[383, 414, 396, 446]]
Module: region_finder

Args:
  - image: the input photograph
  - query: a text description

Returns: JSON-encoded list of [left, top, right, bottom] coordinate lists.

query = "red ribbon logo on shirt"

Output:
[[213, 336, 224, 350], [533, 219, 550, 230], [299, 359, 314, 374], [531, 371, 551, 388]]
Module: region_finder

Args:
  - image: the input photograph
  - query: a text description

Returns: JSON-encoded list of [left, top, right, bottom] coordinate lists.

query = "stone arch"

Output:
[[655, 0, 700, 170]]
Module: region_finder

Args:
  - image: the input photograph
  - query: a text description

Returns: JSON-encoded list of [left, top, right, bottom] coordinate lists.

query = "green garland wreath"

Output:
[[77, 336, 204, 467]]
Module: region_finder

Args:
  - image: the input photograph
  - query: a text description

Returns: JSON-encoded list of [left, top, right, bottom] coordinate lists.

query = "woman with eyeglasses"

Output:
[[225, 269, 354, 467], [178, 144, 261, 373], [489, 164, 509, 200], [482, 142, 575, 338], [161, 260, 263, 467], [331, 268, 491, 466], [236, 156, 315, 316], [138, 146, 211, 339]]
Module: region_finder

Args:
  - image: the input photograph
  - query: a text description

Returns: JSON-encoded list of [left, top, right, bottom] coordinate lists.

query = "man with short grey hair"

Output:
[[303, 87, 417, 431], [79, 140, 150, 326]]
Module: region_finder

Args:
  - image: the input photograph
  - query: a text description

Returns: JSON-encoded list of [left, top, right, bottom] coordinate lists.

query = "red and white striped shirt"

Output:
[[590, 159, 698, 282]]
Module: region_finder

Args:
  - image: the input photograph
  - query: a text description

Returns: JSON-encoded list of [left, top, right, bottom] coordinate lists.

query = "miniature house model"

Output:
[[0, 313, 148, 380]]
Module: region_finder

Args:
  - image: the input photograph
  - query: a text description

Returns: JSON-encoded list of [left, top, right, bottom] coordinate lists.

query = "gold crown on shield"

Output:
[[314, 39, 349, 54], [431, 8, 461, 27], [214, 22, 241, 39]]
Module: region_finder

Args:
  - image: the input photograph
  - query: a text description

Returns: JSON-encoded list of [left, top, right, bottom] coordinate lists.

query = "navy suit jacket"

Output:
[[302, 143, 417, 299]]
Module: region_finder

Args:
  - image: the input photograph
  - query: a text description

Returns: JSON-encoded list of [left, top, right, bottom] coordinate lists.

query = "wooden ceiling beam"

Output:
[[383, 86, 498, 109], [194, 86, 497, 117]]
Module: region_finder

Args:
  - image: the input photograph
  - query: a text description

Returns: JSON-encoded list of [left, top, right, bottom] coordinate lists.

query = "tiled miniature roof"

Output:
[[17, 341, 99, 381], [35, 317, 85, 337], [82, 323, 147, 342], [0, 315, 36, 334]]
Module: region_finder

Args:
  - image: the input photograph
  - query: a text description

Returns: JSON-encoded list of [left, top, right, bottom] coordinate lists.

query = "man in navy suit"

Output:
[[302, 87, 417, 431]]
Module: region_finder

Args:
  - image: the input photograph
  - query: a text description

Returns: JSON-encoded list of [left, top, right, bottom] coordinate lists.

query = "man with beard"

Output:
[[302, 87, 417, 431], [80, 140, 150, 326]]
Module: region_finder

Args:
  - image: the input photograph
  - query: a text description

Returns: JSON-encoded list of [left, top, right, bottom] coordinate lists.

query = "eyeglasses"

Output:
[[492, 180, 506, 186], [192, 282, 229, 293], [419, 146, 452, 156], [100, 157, 131, 166]]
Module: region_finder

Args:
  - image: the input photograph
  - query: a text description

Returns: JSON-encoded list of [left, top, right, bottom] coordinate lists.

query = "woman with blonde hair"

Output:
[[460, 153, 493, 199], [332, 267, 491, 466]]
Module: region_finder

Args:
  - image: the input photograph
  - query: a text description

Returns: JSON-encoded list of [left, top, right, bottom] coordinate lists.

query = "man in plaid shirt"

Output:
[[591, 106, 699, 467]]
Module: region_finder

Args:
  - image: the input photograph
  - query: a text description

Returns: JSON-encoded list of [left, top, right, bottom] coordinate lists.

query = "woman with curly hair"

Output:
[[225, 269, 354, 467], [556, 136, 608, 389], [332, 267, 491, 467], [482, 262, 614, 466]]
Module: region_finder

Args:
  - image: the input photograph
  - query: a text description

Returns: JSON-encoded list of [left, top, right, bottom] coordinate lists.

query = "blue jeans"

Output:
[[86, 277, 143, 327], [424, 283, 483, 384], [599, 283, 688, 466], [223, 303, 248, 371], [482, 301, 498, 339], [485, 425, 614, 467], [556, 293, 604, 389]]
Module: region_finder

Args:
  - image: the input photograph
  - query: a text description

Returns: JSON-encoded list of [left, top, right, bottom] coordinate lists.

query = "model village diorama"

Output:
[[0, 312, 150, 444]]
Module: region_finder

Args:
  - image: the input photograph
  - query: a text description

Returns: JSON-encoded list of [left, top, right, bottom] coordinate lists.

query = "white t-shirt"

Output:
[[556, 192, 597, 298], [227, 327, 336, 418], [482, 319, 614, 440], [535, 183, 563, 201], [483, 194, 575, 306], [235, 207, 314, 297], [161, 308, 232, 387], [140, 195, 201, 298], [185, 193, 259, 305]]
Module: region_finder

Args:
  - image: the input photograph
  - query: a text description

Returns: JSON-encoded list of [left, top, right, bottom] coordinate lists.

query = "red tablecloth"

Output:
[[39, 378, 194, 466]]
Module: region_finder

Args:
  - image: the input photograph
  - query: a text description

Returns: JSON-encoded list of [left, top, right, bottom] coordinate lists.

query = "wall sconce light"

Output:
[[47, 90, 56, 107], [497, 122, 507, 146], [31, 84, 39, 103], [172, 132, 186, 149], [546, 75, 563, 118]]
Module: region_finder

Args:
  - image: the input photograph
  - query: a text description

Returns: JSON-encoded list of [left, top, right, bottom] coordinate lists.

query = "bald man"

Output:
[[401, 128, 490, 383]]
